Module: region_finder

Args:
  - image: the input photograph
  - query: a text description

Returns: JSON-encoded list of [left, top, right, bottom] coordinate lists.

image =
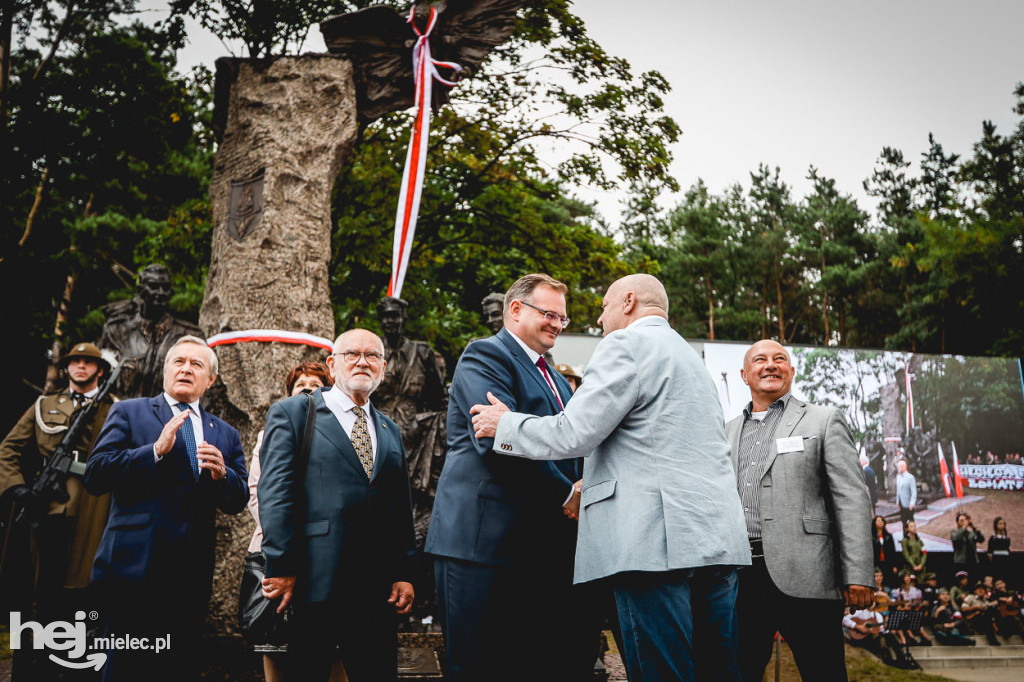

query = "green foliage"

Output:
[[651, 82, 1024, 357], [1, 16, 214, 408], [169, 0, 352, 58]]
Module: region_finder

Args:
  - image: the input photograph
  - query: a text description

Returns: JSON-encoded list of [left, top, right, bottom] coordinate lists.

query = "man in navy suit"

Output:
[[259, 328, 416, 682], [425, 273, 590, 682], [85, 335, 248, 681]]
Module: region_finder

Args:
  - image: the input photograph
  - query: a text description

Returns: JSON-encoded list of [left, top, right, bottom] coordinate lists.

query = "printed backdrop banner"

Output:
[[701, 341, 1024, 553]]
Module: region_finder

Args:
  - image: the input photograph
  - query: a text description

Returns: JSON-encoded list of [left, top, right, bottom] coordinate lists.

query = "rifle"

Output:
[[0, 360, 123, 530]]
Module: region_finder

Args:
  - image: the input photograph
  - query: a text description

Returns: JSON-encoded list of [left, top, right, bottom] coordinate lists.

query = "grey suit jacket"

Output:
[[896, 472, 917, 508], [725, 398, 873, 600], [495, 316, 750, 584]]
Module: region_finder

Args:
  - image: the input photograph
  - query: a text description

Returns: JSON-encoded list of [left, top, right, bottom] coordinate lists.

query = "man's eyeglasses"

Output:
[[519, 301, 570, 330], [335, 350, 385, 364]]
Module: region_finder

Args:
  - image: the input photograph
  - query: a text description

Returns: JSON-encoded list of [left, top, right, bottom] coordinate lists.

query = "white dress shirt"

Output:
[[322, 387, 379, 466]]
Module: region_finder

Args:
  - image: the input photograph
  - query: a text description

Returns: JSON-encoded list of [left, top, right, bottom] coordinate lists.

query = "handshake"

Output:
[[563, 479, 582, 520]]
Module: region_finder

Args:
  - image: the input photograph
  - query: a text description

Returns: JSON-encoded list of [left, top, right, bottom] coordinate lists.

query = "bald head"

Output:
[[334, 328, 385, 355], [740, 339, 796, 410], [598, 274, 669, 336]]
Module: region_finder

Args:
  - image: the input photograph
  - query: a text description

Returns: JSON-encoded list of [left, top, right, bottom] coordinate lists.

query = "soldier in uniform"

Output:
[[98, 264, 202, 399], [0, 342, 117, 679]]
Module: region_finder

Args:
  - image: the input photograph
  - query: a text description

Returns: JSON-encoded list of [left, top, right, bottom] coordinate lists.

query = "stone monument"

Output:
[[198, 0, 531, 635]]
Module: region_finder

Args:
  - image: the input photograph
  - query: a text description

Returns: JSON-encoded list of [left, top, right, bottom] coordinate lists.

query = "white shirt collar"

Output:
[[163, 392, 200, 414], [81, 386, 100, 398], [506, 329, 543, 364], [323, 385, 373, 419]]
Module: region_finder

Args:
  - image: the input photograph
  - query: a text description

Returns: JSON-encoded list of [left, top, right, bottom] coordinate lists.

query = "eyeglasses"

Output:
[[519, 301, 570, 329], [334, 351, 385, 364]]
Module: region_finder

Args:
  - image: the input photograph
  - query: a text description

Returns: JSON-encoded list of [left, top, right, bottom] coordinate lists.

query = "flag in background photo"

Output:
[[952, 441, 965, 499], [937, 442, 952, 497]]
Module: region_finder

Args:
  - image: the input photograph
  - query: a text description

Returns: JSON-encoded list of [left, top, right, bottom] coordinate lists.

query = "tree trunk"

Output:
[[42, 272, 75, 393], [775, 273, 786, 343], [705, 275, 715, 340], [0, 0, 12, 156], [19, 165, 50, 246], [818, 224, 829, 344], [198, 55, 358, 635], [838, 298, 847, 346]]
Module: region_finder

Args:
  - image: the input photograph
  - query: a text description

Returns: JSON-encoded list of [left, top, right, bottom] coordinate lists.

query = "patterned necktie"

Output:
[[536, 357, 565, 409], [176, 403, 200, 481], [350, 406, 374, 477]]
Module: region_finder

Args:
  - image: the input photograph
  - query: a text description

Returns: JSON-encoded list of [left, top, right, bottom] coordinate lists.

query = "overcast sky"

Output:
[[157, 0, 1024, 223]]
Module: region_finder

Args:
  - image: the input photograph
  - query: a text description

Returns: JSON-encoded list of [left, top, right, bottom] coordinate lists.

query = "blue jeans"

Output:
[[613, 566, 740, 682]]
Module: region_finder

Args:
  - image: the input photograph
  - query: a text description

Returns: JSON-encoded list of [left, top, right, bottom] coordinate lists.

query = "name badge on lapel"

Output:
[[776, 436, 804, 454]]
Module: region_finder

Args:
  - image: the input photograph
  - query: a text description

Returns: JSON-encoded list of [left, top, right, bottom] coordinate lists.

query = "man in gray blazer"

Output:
[[471, 274, 750, 681], [726, 340, 873, 682], [895, 458, 917, 526]]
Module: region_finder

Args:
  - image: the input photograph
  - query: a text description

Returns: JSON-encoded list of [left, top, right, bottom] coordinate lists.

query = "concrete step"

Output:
[[918, 655, 1024, 670], [913, 644, 1024, 658]]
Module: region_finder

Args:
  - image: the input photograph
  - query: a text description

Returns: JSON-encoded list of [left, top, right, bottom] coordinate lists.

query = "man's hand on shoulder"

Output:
[[844, 584, 874, 609], [388, 581, 415, 614], [470, 391, 510, 439]]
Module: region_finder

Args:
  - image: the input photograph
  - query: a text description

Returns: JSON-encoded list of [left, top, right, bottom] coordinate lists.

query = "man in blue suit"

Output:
[[425, 273, 589, 682], [259, 328, 416, 682], [85, 335, 248, 681]]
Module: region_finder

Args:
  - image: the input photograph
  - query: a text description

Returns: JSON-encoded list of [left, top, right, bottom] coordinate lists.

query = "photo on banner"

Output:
[[703, 341, 1024, 552]]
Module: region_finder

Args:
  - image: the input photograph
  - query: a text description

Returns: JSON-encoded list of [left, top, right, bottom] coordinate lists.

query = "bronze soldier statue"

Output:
[[99, 264, 202, 399], [374, 297, 447, 541], [480, 292, 504, 336]]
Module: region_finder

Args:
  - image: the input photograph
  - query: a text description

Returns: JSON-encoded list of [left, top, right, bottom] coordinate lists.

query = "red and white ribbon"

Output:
[[206, 330, 335, 352], [388, 6, 462, 299], [904, 361, 915, 432]]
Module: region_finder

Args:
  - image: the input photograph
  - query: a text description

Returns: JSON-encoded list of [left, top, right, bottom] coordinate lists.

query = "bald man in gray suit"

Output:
[[726, 340, 873, 682], [472, 274, 750, 682]]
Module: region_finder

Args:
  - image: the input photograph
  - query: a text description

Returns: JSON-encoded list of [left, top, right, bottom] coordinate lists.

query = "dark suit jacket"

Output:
[[863, 464, 878, 504], [84, 395, 248, 589], [425, 329, 575, 566], [258, 389, 416, 604]]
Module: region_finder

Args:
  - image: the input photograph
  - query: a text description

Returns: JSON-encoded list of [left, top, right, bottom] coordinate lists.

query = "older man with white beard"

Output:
[[259, 329, 417, 682]]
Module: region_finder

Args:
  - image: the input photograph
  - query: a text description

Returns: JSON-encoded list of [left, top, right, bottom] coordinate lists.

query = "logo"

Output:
[[9, 611, 105, 670], [9, 610, 170, 670]]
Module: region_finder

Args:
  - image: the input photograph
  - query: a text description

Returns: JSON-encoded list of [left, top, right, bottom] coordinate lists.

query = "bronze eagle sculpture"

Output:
[[320, 0, 532, 122]]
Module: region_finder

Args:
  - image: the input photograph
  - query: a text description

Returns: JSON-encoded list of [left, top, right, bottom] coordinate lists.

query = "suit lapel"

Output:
[[369, 405, 392, 481], [314, 390, 369, 480], [728, 418, 742, 471], [550, 369, 572, 409], [497, 329, 562, 415], [760, 398, 807, 477]]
